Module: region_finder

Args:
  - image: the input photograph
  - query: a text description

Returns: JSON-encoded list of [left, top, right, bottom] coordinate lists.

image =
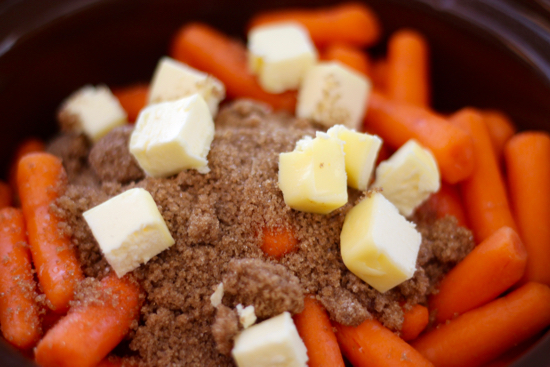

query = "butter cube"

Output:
[[129, 94, 214, 177], [248, 23, 317, 93], [236, 304, 257, 329], [297, 62, 370, 130], [372, 140, 440, 217], [278, 132, 347, 214], [83, 188, 175, 277], [327, 125, 382, 191], [58, 85, 127, 142], [340, 192, 421, 293], [232, 312, 308, 367], [148, 57, 225, 116]]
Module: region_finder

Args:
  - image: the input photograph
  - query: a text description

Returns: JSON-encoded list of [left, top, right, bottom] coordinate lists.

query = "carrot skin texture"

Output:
[[400, 304, 429, 341], [334, 319, 434, 367], [35, 274, 141, 367], [248, 3, 381, 48], [293, 296, 345, 367], [8, 138, 46, 199], [112, 84, 149, 123], [364, 92, 475, 184], [0, 208, 41, 349], [17, 153, 83, 313], [413, 282, 550, 367], [451, 108, 518, 242], [429, 226, 527, 323], [504, 132, 550, 286], [170, 23, 296, 112], [321, 43, 371, 77], [387, 29, 430, 106], [0, 181, 12, 209], [261, 226, 298, 259], [482, 110, 516, 161]]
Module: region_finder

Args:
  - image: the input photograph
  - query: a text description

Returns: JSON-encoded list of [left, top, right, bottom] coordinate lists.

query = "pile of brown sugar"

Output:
[[50, 99, 474, 367]]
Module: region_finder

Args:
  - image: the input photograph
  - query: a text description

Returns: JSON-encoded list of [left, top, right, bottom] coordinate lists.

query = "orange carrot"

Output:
[[371, 58, 388, 93], [261, 226, 298, 259], [0, 208, 41, 349], [334, 318, 434, 367], [321, 43, 371, 77], [504, 132, 550, 286], [401, 304, 429, 341], [0, 181, 12, 209], [170, 22, 296, 112], [8, 138, 46, 198], [482, 110, 516, 161], [293, 295, 345, 367], [17, 153, 83, 313], [35, 274, 141, 367], [364, 91, 475, 184], [429, 227, 527, 324], [412, 282, 550, 367], [451, 108, 518, 242], [248, 3, 381, 48], [112, 83, 149, 123], [387, 29, 430, 107], [422, 183, 468, 227]]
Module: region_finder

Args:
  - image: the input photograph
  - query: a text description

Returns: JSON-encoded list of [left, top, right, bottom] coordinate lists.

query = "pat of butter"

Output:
[[148, 57, 225, 116], [232, 312, 308, 367], [296, 62, 371, 130], [372, 140, 440, 217], [248, 23, 317, 93], [58, 85, 127, 142], [340, 192, 421, 293], [278, 132, 347, 214], [129, 94, 214, 178], [327, 125, 382, 191], [83, 188, 175, 278]]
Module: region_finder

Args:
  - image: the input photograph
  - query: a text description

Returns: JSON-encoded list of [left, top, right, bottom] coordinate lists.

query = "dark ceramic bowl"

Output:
[[0, 0, 549, 366]]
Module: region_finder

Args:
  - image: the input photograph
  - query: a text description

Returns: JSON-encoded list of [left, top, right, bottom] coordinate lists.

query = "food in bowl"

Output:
[[0, 2, 549, 367]]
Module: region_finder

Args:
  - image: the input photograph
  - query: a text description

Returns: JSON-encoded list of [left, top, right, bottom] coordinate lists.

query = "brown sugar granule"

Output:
[[222, 258, 304, 319], [212, 305, 240, 356], [47, 132, 96, 185], [52, 100, 476, 367], [88, 125, 145, 183]]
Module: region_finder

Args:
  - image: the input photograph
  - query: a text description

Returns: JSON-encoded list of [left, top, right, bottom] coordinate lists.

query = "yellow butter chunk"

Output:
[[327, 125, 382, 191], [372, 139, 440, 217], [340, 192, 421, 293], [278, 132, 347, 214], [83, 188, 175, 278]]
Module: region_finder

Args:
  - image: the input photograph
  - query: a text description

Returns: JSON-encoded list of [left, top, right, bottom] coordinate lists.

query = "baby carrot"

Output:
[[35, 274, 141, 367], [17, 153, 83, 313], [504, 132, 550, 286], [401, 304, 429, 341], [293, 296, 345, 367], [170, 22, 296, 112], [248, 2, 381, 48], [412, 282, 550, 367], [321, 43, 371, 77], [334, 318, 434, 367], [112, 83, 149, 123], [0, 208, 41, 350], [482, 110, 516, 161], [387, 29, 430, 107], [451, 108, 518, 242], [422, 183, 468, 227], [0, 181, 12, 209], [429, 226, 527, 324], [261, 226, 298, 259], [8, 138, 46, 199], [364, 91, 475, 184]]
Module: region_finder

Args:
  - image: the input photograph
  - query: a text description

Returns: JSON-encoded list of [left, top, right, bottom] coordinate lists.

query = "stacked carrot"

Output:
[[0, 2, 549, 367]]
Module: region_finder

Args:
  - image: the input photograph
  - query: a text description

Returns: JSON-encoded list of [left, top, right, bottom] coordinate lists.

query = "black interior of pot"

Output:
[[0, 0, 549, 366]]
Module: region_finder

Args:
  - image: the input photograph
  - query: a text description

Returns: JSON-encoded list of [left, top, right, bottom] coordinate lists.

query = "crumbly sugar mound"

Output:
[[51, 99, 475, 367]]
